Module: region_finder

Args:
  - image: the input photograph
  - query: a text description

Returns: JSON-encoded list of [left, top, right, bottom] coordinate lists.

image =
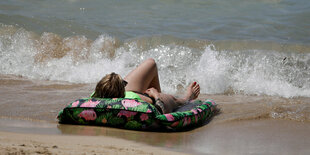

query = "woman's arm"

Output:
[[145, 88, 165, 114]]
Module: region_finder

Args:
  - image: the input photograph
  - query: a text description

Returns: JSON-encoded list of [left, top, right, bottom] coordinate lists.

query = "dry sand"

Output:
[[0, 131, 187, 155], [1, 118, 309, 155]]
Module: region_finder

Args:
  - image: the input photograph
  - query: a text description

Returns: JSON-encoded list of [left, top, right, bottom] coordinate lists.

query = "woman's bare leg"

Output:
[[124, 58, 161, 93], [124, 58, 200, 113]]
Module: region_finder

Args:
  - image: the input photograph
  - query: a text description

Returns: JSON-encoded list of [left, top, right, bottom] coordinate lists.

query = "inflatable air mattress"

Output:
[[57, 98, 216, 130]]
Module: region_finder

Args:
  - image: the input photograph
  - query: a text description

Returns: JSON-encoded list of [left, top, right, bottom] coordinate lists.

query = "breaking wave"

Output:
[[0, 25, 309, 98]]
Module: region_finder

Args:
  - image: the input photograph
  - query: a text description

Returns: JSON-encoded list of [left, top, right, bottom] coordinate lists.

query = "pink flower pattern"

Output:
[[191, 109, 198, 114], [207, 99, 216, 105], [171, 121, 179, 127], [140, 114, 149, 121], [71, 101, 79, 107], [183, 117, 188, 126], [122, 99, 141, 109], [78, 109, 97, 121], [117, 110, 137, 118], [183, 117, 192, 127], [80, 100, 100, 107], [64, 97, 216, 129], [164, 114, 175, 121]]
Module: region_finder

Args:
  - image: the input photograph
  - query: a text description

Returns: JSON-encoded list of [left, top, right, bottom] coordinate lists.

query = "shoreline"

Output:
[[1, 74, 309, 154], [0, 117, 309, 154]]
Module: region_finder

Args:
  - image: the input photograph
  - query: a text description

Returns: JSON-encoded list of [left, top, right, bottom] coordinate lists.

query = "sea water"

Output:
[[0, 0, 309, 97]]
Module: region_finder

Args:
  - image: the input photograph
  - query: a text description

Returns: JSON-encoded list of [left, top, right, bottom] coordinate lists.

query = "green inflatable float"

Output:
[[57, 97, 217, 130]]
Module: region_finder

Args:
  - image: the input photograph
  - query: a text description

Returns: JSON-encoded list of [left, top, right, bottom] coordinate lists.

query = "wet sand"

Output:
[[0, 74, 309, 154], [0, 118, 309, 154]]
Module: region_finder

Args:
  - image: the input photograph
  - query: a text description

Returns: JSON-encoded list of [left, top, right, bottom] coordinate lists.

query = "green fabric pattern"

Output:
[[155, 100, 216, 130], [57, 98, 216, 131]]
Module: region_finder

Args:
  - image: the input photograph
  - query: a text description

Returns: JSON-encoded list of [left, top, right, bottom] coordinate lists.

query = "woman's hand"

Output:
[[145, 88, 160, 99]]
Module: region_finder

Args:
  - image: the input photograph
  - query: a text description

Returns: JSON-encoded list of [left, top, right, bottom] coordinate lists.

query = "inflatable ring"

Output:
[[57, 98, 216, 130]]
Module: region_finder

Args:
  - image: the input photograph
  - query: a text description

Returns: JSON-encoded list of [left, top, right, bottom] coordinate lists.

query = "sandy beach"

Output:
[[0, 74, 309, 154], [0, 75, 188, 155], [0, 131, 188, 155], [0, 118, 309, 154]]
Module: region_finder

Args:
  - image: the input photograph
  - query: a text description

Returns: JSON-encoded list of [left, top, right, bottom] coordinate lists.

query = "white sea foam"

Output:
[[194, 46, 310, 98], [0, 27, 309, 98]]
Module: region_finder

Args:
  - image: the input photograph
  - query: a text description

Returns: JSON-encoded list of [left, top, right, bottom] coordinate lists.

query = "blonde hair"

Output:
[[92, 72, 125, 98]]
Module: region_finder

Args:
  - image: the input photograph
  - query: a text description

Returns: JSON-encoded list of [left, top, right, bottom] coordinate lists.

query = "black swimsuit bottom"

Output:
[[132, 91, 163, 114], [132, 91, 156, 104]]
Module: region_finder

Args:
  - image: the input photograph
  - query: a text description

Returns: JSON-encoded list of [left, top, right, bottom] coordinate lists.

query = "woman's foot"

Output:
[[183, 82, 200, 101]]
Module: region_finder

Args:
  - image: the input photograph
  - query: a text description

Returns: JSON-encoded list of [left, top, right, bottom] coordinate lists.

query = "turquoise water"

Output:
[[0, 0, 309, 97]]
